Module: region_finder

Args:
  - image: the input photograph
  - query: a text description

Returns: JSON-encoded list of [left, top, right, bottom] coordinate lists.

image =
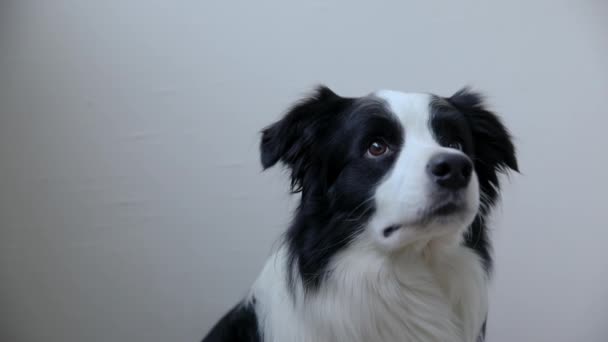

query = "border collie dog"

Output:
[[203, 86, 517, 342]]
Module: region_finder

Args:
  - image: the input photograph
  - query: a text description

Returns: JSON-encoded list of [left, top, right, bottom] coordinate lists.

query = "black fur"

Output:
[[202, 299, 260, 342], [261, 87, 403, 291]]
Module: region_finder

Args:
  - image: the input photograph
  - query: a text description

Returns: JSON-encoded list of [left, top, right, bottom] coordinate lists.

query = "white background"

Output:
[[1, 1, 607, 341]]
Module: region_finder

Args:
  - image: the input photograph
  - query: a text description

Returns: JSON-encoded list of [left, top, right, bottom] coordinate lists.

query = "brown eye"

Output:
[[367, 141, 388, 157]]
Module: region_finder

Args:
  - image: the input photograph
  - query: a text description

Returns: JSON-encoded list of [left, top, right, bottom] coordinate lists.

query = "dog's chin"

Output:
[[418, 191, 474, 226], [373, 195, 478, 252]]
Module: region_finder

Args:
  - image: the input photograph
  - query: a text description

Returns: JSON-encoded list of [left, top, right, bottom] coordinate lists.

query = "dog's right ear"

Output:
[[260, 86, 347, 192]]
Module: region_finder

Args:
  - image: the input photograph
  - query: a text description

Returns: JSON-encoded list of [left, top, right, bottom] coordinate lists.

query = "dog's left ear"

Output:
[[448, 88, 518, 200], [260, 86, 348, 193]]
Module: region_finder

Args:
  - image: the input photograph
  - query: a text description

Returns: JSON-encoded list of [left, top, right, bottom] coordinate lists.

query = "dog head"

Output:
[[261, 86, 517, 286]]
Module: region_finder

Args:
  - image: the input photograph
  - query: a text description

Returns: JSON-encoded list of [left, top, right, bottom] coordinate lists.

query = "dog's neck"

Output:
[[253, 234, 488, 342]]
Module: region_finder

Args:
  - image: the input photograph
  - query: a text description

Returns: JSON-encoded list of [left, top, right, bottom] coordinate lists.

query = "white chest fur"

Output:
[[252, 239, 488, 342]]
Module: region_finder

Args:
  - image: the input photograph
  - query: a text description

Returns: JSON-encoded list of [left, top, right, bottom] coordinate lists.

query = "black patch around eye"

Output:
[[428, 96, 474, 155], [351, 102, 404, 154]]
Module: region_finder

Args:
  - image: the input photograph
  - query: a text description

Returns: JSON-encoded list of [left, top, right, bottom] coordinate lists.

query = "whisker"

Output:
[[343, 197, 375, 222]]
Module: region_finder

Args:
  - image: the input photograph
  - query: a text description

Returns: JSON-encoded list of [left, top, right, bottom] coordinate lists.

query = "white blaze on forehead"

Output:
[[373, 90, 435, 143]]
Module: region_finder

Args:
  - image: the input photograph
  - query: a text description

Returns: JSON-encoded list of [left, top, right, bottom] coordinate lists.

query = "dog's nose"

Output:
[[427, 153, 473, 189]]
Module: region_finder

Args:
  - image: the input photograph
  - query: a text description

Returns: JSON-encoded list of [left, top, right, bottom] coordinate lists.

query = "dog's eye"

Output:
[[447, 141, 463, 151], [367, 141, 388, 157]]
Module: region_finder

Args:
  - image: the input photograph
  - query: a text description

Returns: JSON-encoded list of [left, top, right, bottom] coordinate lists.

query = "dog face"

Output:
[[367, 90, 481, 251], [261, 86, 517, 287]]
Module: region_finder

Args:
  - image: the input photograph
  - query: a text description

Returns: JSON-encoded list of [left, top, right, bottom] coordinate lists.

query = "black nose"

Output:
[[427, 153, 473, 189]]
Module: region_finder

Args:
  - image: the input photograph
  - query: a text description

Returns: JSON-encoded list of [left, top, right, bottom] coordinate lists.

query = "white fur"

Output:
[[252, 240, 487, 342], [250, 91, 488, 342]]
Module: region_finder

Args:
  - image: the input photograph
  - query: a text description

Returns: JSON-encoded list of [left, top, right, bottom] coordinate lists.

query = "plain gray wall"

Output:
[[1, 1, 607, 341]]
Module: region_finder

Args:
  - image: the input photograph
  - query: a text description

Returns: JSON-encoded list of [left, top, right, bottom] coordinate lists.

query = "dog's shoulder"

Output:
[[202, 299, 261, 342]]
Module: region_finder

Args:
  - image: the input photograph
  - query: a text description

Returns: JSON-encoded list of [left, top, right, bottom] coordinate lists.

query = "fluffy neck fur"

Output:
[[252, 234, 488, 342]]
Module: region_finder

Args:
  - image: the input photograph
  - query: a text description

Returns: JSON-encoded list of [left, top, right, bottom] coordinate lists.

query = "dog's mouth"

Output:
[[425, 200, 464, 218], [382, 194, 468, 238], [382, 224, 402, 237]]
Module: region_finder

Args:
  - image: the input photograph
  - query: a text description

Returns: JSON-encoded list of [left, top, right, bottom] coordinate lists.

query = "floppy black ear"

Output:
[[448, 88, 518, 204], [260, 86, 348, 192]]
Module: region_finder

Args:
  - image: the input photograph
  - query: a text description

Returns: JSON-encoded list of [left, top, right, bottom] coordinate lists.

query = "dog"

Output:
[[202, 86, 517, 342]]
